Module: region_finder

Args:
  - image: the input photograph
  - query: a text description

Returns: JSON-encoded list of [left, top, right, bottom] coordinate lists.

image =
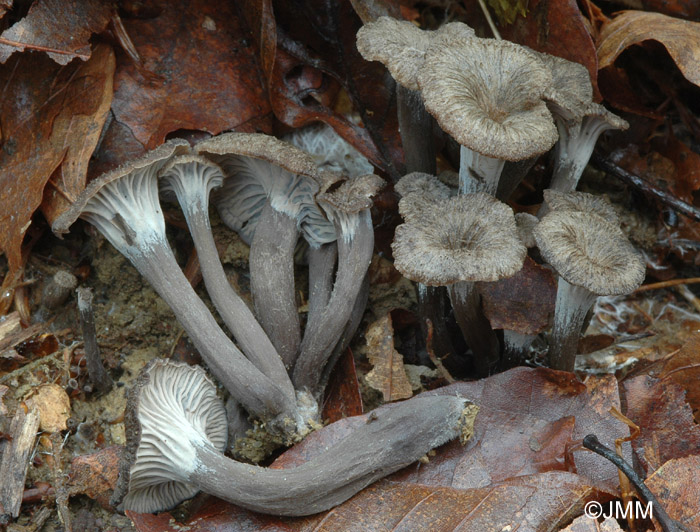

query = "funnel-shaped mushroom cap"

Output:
[[392, 192, 526, 286], [315, 171, 384, 242], [419, 38, 558, 161], [114, 360, 228, 513], [543, 189, 619, 225], [515, 212, 539, 248], [395, 172, 454, 224], [356, 17, 474, 91], [534, 211, 645, 295], [159, 155, 225, 203], [535, 52, 593, 122], [196, 133, 335, 247], [52, 139, 191, 239]]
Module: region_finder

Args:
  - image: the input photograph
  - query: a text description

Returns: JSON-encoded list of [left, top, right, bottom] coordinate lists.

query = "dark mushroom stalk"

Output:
[[392, 189, 526, 377], [52, 141, 304, 437], [293, 172, 384, 395], [113, 360, 475, 516], [159, 155, 296, 404], [197, 133, 332, 370], [534, 211, 645, 371], [418, 35, 558, 197]]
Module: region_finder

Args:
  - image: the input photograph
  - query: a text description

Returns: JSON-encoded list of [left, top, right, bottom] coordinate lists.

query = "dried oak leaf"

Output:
[[622, 375, 700, 475], [561, 515, 624, 532], [91, 0, 273, 176], [598, 11, 700, 87], [0, 0, 112, 65], [481, 256, 556, 335], [364, 312, 413, 402], [68, 445, 121, 510], [322, 347, 363, 424], [0, 43, 115, 276], [655, 332, 700, 421], [645, 455, 700, 531]]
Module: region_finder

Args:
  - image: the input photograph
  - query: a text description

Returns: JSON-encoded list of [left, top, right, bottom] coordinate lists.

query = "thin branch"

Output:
[[0, 38, 90, 60], [634, 277, 700, 293]]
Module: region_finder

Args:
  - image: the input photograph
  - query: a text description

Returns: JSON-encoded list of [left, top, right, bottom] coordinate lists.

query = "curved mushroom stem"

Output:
[[448, 281, 500, 377], [458, 146, 505, 196], [416, 283, 456, 369], [189, 395, 469, 516], [307, 242, 337, 328], [500, 330, 536, 371], [163, 163, 296, 403], [549, 278, 597, 372], [397, 86, 436, 175], [294, 211, 374, 395], [496, 157, 537, 201], [249, 201, 302, 370]]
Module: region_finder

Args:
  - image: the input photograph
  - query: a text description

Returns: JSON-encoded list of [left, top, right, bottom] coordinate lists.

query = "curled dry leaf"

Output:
[[0, 0, 112, 65], [27, 383, 70, 433], [68, 445, 121, 510], [656, 332, 700, 421], [364, 312, 413, 402], [0, 43, 115, 276], [598, 11, 700, 87]]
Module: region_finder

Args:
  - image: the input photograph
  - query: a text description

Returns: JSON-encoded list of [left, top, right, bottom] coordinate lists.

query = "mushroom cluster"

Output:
[[357, 17, 644, 374]]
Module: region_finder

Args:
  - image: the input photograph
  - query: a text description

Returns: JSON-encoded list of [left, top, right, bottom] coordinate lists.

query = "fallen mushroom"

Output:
[[534, 210, 645, 371], [112, 359, 474, 516], [52, 141, 306, 439], [392, 191, 526, 376], [159, 155, 296, 404], [418, 35, 558, 197]]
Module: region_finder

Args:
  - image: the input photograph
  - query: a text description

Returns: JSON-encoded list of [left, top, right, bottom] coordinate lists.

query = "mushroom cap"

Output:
[[543, 189, 620, 225], [392, 192, 526, 285], [395, 172, 454, 224], [419, 37, 558, 161], [582, 102, 629, 132], [534, 210, 645, 295], [196, 133, 335, 247], [159, 155, 225, 204], [356, 17, 474, 91], [112, 360, 228, 513], [515, 212, 539, 248], [52, 139, 191, 236], [534, 51, 593, 122]]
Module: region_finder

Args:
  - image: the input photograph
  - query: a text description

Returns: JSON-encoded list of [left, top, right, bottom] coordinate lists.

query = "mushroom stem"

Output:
[[447, 281, 500, 377], [307, 242, 337, 328], [458, 145, 505, 196], [130, 241, 299, 426], [549, 278, 597, 371], [500, 330, 535, 370], [162, 161, 296, 402], [189, 394, 468, 516], [416, 283, 456, 369], [397, 86, 436, 175], [249, 201, 302, 370], [496, 157, 537, 201], [294, 211, 374, 394], [76, 286, 113, 395]]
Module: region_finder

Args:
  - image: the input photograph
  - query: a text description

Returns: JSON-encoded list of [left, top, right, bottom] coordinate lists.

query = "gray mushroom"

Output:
[[392, 192, 526, 376], [112, 359, 474, 516], [534, 210, 645, 371], [159, 155, 297, 405], [52, 141, 304, 439], [418, 36, 558, 197], [197, 133, 334, 370], [541, 189, 620, 224]]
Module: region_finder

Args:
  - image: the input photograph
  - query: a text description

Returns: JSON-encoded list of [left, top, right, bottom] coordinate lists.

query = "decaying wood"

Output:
[[77, 287, 113, 395], [0, 405, 40, 520]]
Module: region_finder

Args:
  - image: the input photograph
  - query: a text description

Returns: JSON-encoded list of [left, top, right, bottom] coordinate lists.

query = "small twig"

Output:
[[0, 38, 90, 60], [674, 285, 700, 314], [425, 319, 455, 383], [582, 434, 680, 532], [591, 152, 700, 222], [635, 277, 700, 293], [77, 287, 113, 395], [476, 0, 502, 39], [609, 408, 640, 532]]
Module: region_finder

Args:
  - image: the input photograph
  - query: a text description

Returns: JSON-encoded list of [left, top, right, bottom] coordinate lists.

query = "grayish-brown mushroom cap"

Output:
[[392, 192, 526, 286], [543, 189, 620, 225], [159, 154, 225, 204], [515, 212, 539, 248], [535, 51, 593, 122], [113, 360, 228, 513], [419, 37, 558, 161], [356, 17, 474, 91], [534, 210, 645, 295], [395, 172, 454, 224]]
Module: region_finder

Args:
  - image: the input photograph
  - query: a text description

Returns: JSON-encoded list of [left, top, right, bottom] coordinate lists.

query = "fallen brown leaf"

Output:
[[0, 0, 111, 65], [598, 11, 700, 87], [656, 332, 700, 421], [645, 454, 700, 531], [0, 43, 115, 277], [364, 312, 413, 402], [561, 515, 624, 532], [68, 445, 121, 510], [322, 347, 364, 423], [622, 375, 700, 475], [27, 383, 70, 433]]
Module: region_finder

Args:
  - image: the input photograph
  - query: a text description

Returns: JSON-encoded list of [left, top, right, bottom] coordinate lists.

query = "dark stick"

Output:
[[591, 152, 700, 222], [582, 434, 680, 532], [77, 287, 113, 395]]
